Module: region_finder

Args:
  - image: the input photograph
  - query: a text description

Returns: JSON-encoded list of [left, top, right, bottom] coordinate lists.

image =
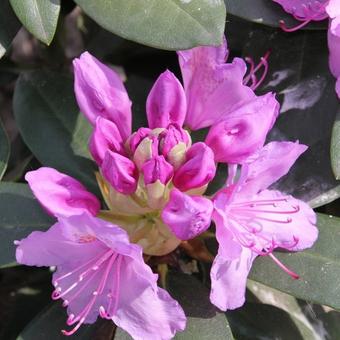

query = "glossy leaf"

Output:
[[250, 213, 340, 311], [0, 183, 53, 268], [74, 0, 226, 50], [238, 22, 340, 207], [227, 302, 315, 339], [9, 0, 60, 45], [18, 303, 115, 340], [114, 272, 234, 339], [13, 70, 99, 195], [0, 117, 10, 180], [0, 0, 21, 58], [225, 0, 327, 29]]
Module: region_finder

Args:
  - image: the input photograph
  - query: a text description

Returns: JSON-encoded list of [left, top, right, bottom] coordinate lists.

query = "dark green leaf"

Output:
[[238, 22, 340, 207], [13, 70, 99, 195], [74, 0, 226, 50], [0, 183, 53, 268], [249, 213, 340, 310], [331, 109, 340, 180], [9, 0, 60, 45], [227, 302, 312, 340], [18, 302, 116, 340], [225, 0, 327, 29], [0, 0, 21, 58], [0, 118, 10, 180]]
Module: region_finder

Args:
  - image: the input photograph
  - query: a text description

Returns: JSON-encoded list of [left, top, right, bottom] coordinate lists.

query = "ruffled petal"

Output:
[[162, 188, 213, 240], [15, 214, 106, 267], [178, 39, 255, 130], [73, 52, 132, 140], [206, 93, 279, 164], [25, 167, 100, 217], [112, 253, 186, 340], [210, 248, 257, 311], [146, 70, 186, 129], [241, 141, 307, 195]]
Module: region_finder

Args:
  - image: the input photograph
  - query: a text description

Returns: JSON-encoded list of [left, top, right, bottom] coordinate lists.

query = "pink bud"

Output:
[[146, 70, 186, 129], [89, 117, 125, 165], [73, 52, 132, 140], [162, 189, 213, 240], [142, 155, 173, 185], [173, 142, 216, 192], [127, 127, 152, 154], [25, 167, 100, 217], [160, 124, 191, 158], [133, 135, 159, 169], [101, 151, 138, 195], [205, 93, 279, 164]]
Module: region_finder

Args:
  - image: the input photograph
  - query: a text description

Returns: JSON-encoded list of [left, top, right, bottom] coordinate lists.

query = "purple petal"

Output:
[[173, 142, 216, 192], [162, 188, 213, 240], [206, 93, 279, 164], [178, 39, 255, 130], [16, 214, 107, 267], [273, 0, 328, 20], [73, 52, 132, 140], [328, 17, 340, 79], [146, 70, 186, 129], [242, 141, 308, 195], [326, 0, 340, 18], [25, 167, 100, 217], [89, 117, 125, 165], [101, 151, 138, 195], [210, 248, 257, 311]]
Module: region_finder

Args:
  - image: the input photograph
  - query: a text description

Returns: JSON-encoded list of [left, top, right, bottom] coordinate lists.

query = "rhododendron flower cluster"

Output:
[[273, 0, 340, 98], [15, 37, 318, 339]]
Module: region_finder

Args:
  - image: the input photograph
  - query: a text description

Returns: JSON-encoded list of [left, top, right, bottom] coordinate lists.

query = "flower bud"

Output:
[[89, 117, 125, 165], [25, 167, 100, 217], [133, 135, 159, 169], [102, 150, 138, 195], [173, 142, 216, 192], [73, 52, 132, 140], [162, 189, 213, 240], [146, 70, 186, 129]]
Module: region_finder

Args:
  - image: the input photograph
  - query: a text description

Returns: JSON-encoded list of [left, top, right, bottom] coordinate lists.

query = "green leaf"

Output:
[[18, 303, 116, 340], [331, 108, 340, 180], [0, 0, 21, 58], [13, 70, 99, 195], [0, 183, 53, 268], [9, 0, 60, 45], [238, 21, 340, 207], [227, 302, 315, 339], [114, 272, 234, 339], [74, 0, 226, 50], [249, 213, 340, 311], [225, 0, 327, 29], [0, 117, 10, 180]]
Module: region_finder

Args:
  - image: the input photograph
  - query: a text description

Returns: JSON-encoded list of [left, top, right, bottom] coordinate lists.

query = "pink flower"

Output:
[[205, 93, 279, 164], [15, 212, 186, 339], [210, 141, 318, 310], [73, 52, 132, 140], [273, 0, 340, 98], [162, 188, 213, 240], [177, 38, 256, 130], [25, 167, 100, 217]]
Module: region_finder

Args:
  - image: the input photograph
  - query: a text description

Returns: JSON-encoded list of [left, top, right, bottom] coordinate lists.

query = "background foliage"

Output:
[[0, 0, 339, 338]]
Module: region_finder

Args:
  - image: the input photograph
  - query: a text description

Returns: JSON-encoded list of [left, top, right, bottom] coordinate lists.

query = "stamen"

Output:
[[232, 197, 289, 206], [233, 205, 300, 214], [269, 253, 299, 279]]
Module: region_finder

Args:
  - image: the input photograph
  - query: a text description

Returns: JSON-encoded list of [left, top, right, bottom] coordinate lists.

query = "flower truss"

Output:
[[15, 37, 318, 339], [273, 0, 340, 98]]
